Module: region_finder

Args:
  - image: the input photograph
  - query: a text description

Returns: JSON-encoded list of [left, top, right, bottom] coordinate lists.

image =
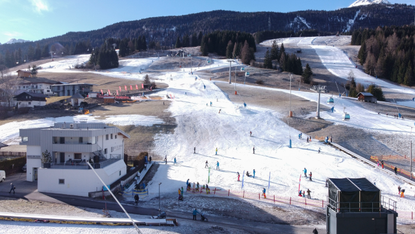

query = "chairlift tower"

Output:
[[310, 85, 326, 119], [227, 60, 235, 84]]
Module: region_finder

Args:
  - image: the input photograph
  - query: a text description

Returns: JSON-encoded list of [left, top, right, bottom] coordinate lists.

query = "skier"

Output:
[[246, 171, 251, 177], [186, 179, 190, 188], [377, 161, 380, 167], [193, 208, 198, 220], [401, 189, 405, 198], [313, 228, 319, 234], [262, 188, 266, 198], [237, 172, 240, 181], [164, 155, 167, 164], [134, 194, 139, 205], [253, 146, 255, 154], [302, 190, 305, 197], [210, 101, 212, 106], [196, 182, 200, 191], [194, 147, 196, 154], [318, 148, 321, 153], [218, 109, 221, 114], [381, 160, 384, 169], [216, 161, 220, 170], [398, 186, 401, 194], [307, 137, 309, 143], [304, 168, 307, 178], [250, 131, 252, 137], [174, 157, 177, 164], [205, 160, 209, 168], [253, 169, 256, 178], [307, 189, 311, 199], [215, 148, 218, 155], [298, 133, 302, 139], [394, 167, 398, 175], [309, 172, 312, 181], [299, 190, 302, 197]]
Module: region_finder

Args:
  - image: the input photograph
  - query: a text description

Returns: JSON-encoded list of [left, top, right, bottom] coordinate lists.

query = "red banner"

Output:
[[136, 84, 138, 90], [130, 85, 133, 90], [124, 85, 127, 91]]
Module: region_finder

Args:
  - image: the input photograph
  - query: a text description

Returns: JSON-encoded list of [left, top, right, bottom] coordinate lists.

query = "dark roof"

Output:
[[329, 178, 379, 192], [14, 92, 48, 100], [0, 142, 7, 148], [356, 92, 374, 97]]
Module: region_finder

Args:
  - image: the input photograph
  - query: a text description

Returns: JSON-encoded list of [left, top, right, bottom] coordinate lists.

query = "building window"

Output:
[[74, 153, 82, 159], [111, 134, 113, 139], [104, 148, 107, 154], [119, 171, 121, 176], [106, 134, 109, 140], [59, 179, 65, 184], [60, 137, 65, 144], [79, 137, 83, 144], [115, 135, 117, 139], [22, 137, 28, 142], [28, 102, 31, 105]]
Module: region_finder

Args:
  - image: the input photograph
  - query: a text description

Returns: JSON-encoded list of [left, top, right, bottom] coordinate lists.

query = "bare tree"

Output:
[[0, 74, 18, 107]]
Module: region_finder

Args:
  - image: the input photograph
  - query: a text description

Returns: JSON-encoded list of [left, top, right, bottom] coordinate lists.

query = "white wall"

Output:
[[26, 145, 41, 182], [18, 101, 46, 108], [37, 160, 126, 197]]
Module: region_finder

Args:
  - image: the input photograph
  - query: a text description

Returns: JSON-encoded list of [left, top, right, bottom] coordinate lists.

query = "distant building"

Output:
[[14, 92, 48, 109], [20, 122, 130, 197], [356, 92, 377, 103], [51, 83, 94, 97], [17, 82, 57, 95], [16, 70, 32, 78]]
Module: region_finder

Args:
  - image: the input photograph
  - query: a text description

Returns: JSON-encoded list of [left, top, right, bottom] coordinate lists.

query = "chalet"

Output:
[[17, 82, 57, 95], [16, 70, 32, 78], [70, 93, 85, 107], [356, 92, 377, 103], [14, 92, 48, 109], [20, 122, 130, 197], [51, 83, 94, 97]]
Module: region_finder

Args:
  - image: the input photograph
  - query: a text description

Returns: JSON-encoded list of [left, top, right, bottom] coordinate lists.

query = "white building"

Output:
[[17, 82, 56, 95], [19, 122, 130, 197]]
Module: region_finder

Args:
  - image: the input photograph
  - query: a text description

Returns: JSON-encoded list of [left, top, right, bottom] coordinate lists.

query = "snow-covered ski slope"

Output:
[[262, 36, 415, 98], [3, 40, 415, 223]]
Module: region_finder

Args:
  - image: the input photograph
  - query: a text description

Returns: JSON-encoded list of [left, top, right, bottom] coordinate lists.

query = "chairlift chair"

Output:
[[245, 72, 250, 77]]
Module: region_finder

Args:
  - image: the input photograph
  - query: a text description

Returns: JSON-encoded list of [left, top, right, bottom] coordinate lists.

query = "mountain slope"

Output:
[[349, 0, 391, 8]]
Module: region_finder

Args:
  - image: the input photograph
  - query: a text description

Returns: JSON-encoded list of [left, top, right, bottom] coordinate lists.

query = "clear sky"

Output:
[[0, 0, 413, 44]]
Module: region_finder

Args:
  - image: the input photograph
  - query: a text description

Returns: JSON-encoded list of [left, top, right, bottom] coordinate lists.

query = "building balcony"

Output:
[[52, 143, 99, 152], [48, 155, 122, 170]]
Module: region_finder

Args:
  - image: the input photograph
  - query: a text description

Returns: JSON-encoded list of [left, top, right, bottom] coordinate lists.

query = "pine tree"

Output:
[[279, 43, 285, 62], [404, 61, 414, 86], [175, 36, 181, 48], [270, 40, 279, 60], [264, 50, 272, 69], [241, 40, 253, 65], [225, 40, 233, 58], [302, 63, 312, 84], [358, 42, 366, 65], [279, 52, 286, 71]]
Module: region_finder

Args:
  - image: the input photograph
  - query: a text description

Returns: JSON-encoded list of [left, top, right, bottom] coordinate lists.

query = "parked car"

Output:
[[22, 164, 26, 172], [0, 170, 5, 182]]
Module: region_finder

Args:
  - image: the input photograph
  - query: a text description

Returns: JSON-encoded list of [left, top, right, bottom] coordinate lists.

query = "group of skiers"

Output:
[[186, 179, 210, 195], [298, 189, 312, 198], [303, 168, 312, 181], [398, 186, 405, 198]]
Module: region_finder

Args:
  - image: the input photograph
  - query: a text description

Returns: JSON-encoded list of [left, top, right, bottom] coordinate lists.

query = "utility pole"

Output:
[[288, 74, 292, 148], [227, 60, 234, 84]]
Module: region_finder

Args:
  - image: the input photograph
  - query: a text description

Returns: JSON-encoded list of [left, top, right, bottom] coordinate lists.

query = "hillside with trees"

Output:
[[353, 25, 415, 86], [0, 4, 414, 70]]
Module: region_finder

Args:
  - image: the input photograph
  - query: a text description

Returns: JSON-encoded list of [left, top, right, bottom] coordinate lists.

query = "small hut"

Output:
[[356, 92, 377, 103]]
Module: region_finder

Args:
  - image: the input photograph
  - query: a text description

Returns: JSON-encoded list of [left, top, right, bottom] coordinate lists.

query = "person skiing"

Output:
[[246, 171, 251, 177], [304, 168, 307, 178], [194, 147, 196, 154], [307, 137, 309, 143], [250, 131, 252, 137], [302, 190, 305, 197], [318, 148, 321, 153], [309, 172, 312, 181], [215, 148, 218, 155], [186, 179, 190, 188], [307, 189, 311, 199], [262, 188, 266, 198], [193, 208, 198, 220], [164, 155, 167, 164], [401, 189, 405, 198], [218, 109, 221, 114], [210, 101, 212, 106], [134, 194, 139, 205], [299, 133, 302, 139], [398, 186, 401, 194], [205, 160, 208, 168], [237, 172, 240, 181], [381, 160, 384, 169], [174, 157, 177, 164], [313, 228, 318, 234], [299, 190, 302, 197], [253, 146, 255, 154], [253, 169, 256, 178], [216, 161, 220, 170], [394, 167, 398, 175]]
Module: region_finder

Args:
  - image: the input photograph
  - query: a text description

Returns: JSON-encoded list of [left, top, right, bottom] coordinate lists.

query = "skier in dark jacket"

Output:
[[193, 209, 198, 220]]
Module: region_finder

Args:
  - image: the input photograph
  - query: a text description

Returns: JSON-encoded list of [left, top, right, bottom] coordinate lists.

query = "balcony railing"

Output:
[[48, 155, 122, 169], [328, 196, 396, 213]]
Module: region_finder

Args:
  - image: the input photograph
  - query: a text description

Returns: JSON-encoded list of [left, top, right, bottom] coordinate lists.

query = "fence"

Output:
[[179, 186, 415, 221], [370, 156, 414, 179], [0, 152, 26, 157]]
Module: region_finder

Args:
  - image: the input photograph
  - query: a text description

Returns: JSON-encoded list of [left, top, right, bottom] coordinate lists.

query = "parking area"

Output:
[[0, 172, 37, 196]]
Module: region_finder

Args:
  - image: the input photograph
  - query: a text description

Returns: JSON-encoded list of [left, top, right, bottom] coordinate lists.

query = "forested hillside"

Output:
[[353, 25, 415, 86]]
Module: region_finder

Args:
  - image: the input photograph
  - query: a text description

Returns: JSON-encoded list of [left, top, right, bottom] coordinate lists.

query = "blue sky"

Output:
[[0, 0, 413, 44]]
